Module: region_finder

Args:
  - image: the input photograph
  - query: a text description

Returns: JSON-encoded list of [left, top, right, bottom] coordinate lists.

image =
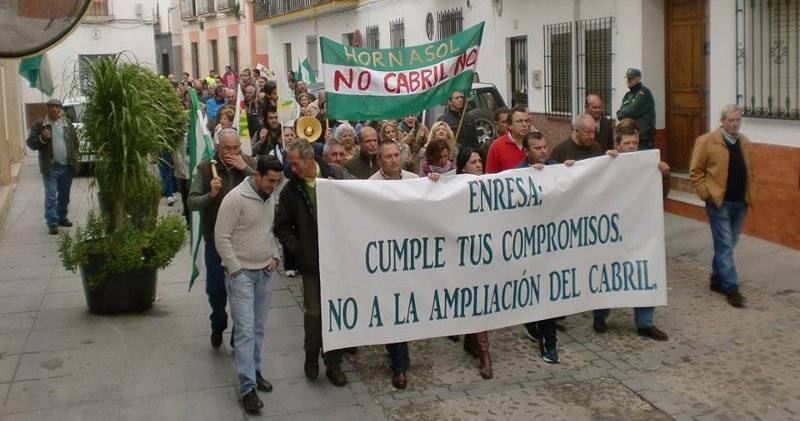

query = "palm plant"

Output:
[[82, 56, 186, 229], [58, 55, 188, 299]]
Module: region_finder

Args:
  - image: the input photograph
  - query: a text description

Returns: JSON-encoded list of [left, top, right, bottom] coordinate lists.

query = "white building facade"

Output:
[[21, 0, 159, 110], [254, 0, 799, 248], [178, 0, 266, 79]]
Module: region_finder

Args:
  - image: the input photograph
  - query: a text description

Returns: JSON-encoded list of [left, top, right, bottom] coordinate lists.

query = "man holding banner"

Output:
[[595, 119, 670, 341], [274, 139, 352, 387]]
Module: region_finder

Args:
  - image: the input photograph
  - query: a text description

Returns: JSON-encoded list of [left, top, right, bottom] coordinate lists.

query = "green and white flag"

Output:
[[187, 87, 215, 290], [18, 53, 54, 96], [321, 22, 484, 120], [296, 58, 317, 84]]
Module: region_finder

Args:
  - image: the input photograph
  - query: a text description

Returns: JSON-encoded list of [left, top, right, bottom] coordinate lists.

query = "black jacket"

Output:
[[439, 107, 479, 150], [596, 116, 614, 151], [273, 159, 351, 275]]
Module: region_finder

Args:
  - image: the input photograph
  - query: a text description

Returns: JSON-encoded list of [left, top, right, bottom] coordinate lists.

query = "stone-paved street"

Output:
[[0, 156, 799, 420]]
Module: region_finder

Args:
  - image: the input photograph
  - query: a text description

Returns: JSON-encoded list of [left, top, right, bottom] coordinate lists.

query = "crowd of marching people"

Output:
[[150, 66, 754, 415]]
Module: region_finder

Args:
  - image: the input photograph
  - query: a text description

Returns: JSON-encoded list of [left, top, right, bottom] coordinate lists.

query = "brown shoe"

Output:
[[325, 366, 348, 387], [391, 371, 407, 389], [726, 290, 747, 308], [478, 351, 493, 379]]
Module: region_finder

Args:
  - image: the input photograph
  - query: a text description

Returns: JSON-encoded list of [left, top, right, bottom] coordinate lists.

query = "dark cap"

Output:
[[625, 68, 642, 78], [45, 98, 62, 107]]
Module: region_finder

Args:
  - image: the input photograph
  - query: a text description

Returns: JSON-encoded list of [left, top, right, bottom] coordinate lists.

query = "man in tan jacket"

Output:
[[689, 104, 756, 308]]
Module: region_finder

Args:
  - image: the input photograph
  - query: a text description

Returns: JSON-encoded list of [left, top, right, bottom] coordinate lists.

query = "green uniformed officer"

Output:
[[617, 68, 656, 149]]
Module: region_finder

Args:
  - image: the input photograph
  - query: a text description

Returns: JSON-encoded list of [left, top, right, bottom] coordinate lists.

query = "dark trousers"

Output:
[[525, 319, 557, 343], [387, 342, 410, 373], [204, 239, 228, 334], [302, 273, 343, 367], [176, 178, 190, 227], [42, 162, 72, 227], [284, 250, 298, 271]]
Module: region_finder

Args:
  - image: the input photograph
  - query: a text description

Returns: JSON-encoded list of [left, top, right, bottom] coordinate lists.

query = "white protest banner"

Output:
[[317, 151, 667, 351]]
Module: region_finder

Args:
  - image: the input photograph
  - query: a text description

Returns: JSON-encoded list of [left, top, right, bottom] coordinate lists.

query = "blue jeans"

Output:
[[593, 307, 655, 329], [226, 268, 274, 394], [205, 240, 228, 334], [158, 152, 175, 197], [706, 200, 747, 293], [43, 162, 72, 227]]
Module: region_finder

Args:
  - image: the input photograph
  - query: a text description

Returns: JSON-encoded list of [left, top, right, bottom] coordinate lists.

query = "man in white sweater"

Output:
[[215, 155, 284, 415]]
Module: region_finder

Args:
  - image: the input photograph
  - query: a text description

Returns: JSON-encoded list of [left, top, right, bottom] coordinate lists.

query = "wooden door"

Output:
[[665, 0, 707, 172]]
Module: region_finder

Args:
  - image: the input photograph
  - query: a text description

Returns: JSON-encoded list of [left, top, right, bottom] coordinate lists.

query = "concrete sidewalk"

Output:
[[0, 156, 798, 420]]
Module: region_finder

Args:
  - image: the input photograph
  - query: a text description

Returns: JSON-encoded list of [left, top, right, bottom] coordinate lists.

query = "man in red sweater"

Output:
[[485, 106, 529, 173]]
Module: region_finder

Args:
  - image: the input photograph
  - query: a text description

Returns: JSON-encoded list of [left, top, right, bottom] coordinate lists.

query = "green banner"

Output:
[[321, 22, 484, 120]]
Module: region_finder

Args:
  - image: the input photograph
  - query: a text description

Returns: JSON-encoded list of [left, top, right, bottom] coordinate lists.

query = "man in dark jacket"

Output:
[[343, 126, 379, 179], [586, 94, 614, 151], [274, 139, 352, 387], [438, 90, 478, 150], [26, 98, 79, 235], [188, 128, 256, 349], [616, 68, 656, 149], [251, 107, 281, 158]]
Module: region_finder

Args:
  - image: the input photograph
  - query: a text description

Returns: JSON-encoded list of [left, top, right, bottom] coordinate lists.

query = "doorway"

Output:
[[665, 0, 708, 172], [161, 53, 170, 76]]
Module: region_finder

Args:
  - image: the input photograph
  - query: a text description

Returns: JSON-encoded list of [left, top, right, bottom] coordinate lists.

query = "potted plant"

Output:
[[58, 56, 188, 313]]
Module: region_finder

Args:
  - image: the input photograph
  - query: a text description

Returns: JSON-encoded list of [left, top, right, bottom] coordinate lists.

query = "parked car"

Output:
[[61, 97, 93, 174], [423, 82, 507, 145]]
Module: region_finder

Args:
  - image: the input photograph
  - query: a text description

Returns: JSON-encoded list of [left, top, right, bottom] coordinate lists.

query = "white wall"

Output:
[[641, 0, 665, 129], [21, 0, 157, 103], [262, 0, 800, 146], [263, 0, 659, 120]]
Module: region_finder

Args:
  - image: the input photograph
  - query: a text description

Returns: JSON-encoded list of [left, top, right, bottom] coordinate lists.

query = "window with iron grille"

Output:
[[228, 36, 238, 71], [544, 22, 572, 117], [390, 19, 405, 48], [306, 35, 319, 77], [365, 25, 380, 49], [577, 17, 614, 117], [284, 43, 292, 79], [736, 0, 800, 119], [78, 54, 115, 95], [510, 36, 528, 107], [437, 8, 463, 40], [191, 42, 200, 78], [209, 39, 219, 73]]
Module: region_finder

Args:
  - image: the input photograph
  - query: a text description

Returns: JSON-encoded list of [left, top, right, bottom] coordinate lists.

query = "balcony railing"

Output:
[[216, 0, 239, 11], [254, 0, 335, 21], [196, 0, 215, 15], [180, 0, 196, 19], [86, 0, 110, 17]]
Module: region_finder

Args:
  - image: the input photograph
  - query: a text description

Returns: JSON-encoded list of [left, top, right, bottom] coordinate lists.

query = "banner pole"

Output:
[[454, 93, 468, 144]]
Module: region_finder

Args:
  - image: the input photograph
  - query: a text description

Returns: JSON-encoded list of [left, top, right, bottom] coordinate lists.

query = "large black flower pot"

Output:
[[80, 258, 157, 314]]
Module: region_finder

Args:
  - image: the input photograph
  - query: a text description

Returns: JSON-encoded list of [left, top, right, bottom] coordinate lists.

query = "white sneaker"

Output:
[[284, 270, 297, 277], [167, 195, 176, 206]]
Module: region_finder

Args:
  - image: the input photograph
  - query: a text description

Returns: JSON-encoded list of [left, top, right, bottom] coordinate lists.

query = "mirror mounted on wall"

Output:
[[0, 0, 92, 58]]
